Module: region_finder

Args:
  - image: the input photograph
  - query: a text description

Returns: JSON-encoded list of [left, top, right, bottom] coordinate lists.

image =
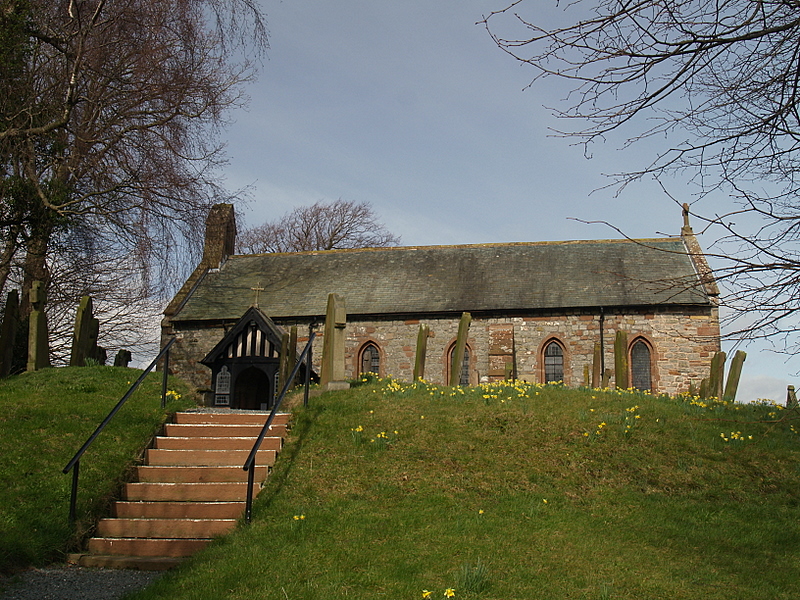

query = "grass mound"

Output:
[[0, 366, 192, 573], [130, 379, 800, 600]]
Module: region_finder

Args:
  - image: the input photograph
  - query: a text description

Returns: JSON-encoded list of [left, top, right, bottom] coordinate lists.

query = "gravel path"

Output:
[[0, 565, 162, 600]]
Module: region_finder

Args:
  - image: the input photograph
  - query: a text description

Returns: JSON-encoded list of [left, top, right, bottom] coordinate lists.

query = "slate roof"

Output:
[[170, 238, 712, 322]]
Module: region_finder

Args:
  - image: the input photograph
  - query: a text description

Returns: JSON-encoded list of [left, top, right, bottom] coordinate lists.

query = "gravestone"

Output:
[[27, 281, 50, 371], [413, 324, 430, 381], [70, 296, 94, 366], [723, 350, 746, 402], [449, 312, 472, 386], [87, 316, 100, 363], [114, 349, 132, 367], [320, 293, 349, 390], [614, 330, 629, 390], [288, 325, 298, 386], [279, 331, 290, 392], [601, 369, 611, 389], [707, 351, 726, 399], [0, 290, 20, 378], [70, 296, 105, 365], [787, 385, 798, 409], [591, 343, 602, 388]]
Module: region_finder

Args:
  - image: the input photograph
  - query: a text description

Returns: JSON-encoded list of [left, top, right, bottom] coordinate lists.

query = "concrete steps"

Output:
[[68, 410, 288, 571]]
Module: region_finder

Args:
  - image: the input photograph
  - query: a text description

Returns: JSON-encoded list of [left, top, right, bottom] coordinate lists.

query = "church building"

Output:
[[161, 204, 721, 404]]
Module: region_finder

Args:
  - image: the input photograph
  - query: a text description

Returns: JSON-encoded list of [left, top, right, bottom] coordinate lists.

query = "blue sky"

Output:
[[221, 0, 796, 402]]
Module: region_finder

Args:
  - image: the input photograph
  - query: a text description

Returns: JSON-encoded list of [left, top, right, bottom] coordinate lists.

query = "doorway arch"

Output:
[[233, 367, 273, 410]]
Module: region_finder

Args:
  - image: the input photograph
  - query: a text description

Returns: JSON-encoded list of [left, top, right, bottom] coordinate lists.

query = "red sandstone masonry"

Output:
[[166, 306, 719, 398]]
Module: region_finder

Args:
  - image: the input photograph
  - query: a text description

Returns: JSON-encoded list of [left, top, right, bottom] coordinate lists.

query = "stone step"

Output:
[[163, 423, 287, 438], [97, 518, 237, 539], [67, 554, 183, 571], [124, 482, 256, 502], [87, 537, 211, 557], [174, 412, 290, 425], [112, 501, 246, 519], [154, 436, 282, 451], [136, 465, 267, 483], [145, 448, 276, 466], [79, 410, 291, 569]]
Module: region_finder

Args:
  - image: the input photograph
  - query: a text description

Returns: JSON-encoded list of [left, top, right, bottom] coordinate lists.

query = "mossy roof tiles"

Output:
[[171, 238, 711, 322]]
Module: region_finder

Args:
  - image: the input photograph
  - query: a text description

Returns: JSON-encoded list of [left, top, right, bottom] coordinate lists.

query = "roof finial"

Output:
[[682, 203, 691, 230]]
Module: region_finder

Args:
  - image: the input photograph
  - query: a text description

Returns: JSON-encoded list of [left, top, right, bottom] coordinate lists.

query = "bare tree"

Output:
[[0, 0, 267, 320], [238, 199, 401, 254], [483, 1, 800, 354]]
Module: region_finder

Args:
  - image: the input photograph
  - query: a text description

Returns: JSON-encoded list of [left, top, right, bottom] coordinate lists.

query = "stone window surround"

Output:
[[539, 335, 569, 385], [356, 339, 384, 377], [628, 334, 659, 392]]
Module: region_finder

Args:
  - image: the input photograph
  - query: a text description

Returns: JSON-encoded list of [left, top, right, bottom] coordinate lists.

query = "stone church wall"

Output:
[[164, 304, 719, 398]]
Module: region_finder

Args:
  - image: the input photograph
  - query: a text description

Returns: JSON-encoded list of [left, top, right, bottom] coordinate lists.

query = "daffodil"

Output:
[[422, 591, 432, 599], [444, 588, 455, 598]]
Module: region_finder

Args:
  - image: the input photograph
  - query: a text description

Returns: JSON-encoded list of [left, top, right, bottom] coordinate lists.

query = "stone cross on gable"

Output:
[[250, 282, 265, 308]]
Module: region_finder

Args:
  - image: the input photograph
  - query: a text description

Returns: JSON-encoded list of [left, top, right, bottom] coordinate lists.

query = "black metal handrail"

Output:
[[243, 330, 316, 523], [63, 336, 177, 522]]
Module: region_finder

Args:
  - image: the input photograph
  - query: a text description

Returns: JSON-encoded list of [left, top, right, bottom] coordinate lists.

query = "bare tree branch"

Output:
[[484, 1, 800, 356]]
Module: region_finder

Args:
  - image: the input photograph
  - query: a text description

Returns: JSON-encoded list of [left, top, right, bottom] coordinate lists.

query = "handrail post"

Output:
[[161, 347, 170, 408], [69, 460, 80, 523], [243, 332, 316, 524], [245, 464, 255, 523], [64, 337, 176, 522]]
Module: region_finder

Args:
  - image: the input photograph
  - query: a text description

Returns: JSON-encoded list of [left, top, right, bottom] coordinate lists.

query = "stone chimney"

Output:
[[202, 203, 236, 268]]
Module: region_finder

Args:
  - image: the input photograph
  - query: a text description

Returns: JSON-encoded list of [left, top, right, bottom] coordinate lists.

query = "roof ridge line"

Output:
[[232, 237, 683, 258]]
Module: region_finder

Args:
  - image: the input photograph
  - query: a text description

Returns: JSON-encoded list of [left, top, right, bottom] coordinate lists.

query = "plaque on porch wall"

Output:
[[215, 366, 232, 406], [216, 366, 231, 393]]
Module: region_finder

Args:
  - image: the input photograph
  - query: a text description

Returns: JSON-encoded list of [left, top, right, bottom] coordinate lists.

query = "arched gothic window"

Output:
[[630, 339, 652, 391], [543, 340, 564, 383], [359, 342, 381, 376]]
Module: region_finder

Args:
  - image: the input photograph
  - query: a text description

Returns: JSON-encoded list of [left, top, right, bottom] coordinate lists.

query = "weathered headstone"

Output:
[[0, 290, 20, 378], [591, 343, 602, 388], [601, 369, 611, 389], [70, 296, 92, 365], [449, 312, 472, 386], [505, 361, 515, 381], [86, 316, 102, 364], [722, 350, 746, 402], [787, 385, 798, 409], [614, 330, 629, 390], [707, 351, 726, 400], [583, 364, 590, 387], [27, 281, 50, 371], [279, 331, 290, 391], [320, 293, 349, 390], [288, 325, 298, 386], [113, 349, 132, 367], [413, 324, 429, 381], [70, 296, 105, 366]]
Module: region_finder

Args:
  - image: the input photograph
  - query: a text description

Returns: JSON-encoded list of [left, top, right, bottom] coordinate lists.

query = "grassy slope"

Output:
[[130, 379, 800, 600], [0, 366, 192, 573]]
